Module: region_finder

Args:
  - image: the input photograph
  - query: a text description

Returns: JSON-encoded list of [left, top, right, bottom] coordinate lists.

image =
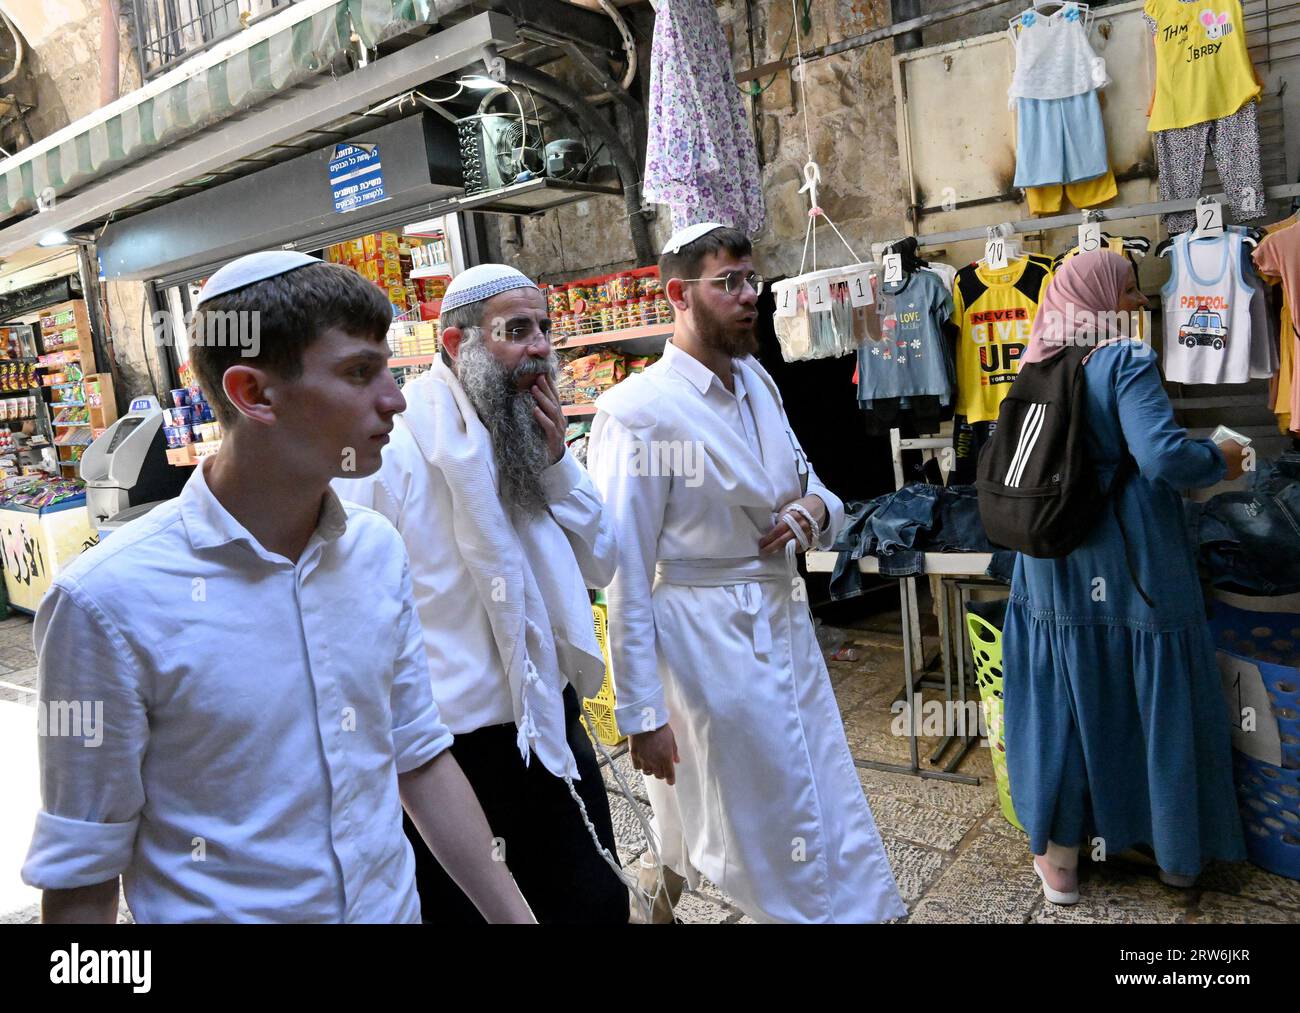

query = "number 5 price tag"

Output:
[[1196, 200, 1224, 238], [882, 254, 903, 285], [1078, 222, 1102, 254], [774, 283, 798, 318], [846, 268, 875, 307], [984, 238, 1009, 269]]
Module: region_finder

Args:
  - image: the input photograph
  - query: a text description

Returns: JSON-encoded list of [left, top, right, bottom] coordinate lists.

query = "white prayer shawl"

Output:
[[590, 353, 906, 923], [401, 360, 606, 779]]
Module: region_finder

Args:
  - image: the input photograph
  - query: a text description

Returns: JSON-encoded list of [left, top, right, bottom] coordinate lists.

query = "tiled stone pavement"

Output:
[[595, 617, 1300, 924], [3, 610, 1298, 924]]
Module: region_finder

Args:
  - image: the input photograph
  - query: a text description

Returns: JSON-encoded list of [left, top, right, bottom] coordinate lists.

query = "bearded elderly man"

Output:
[[334, 264, 627, 924], [588, 224, 905, 924]]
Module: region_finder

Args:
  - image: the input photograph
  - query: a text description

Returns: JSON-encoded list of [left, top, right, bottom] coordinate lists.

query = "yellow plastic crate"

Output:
[[583, 604, 625, 747]]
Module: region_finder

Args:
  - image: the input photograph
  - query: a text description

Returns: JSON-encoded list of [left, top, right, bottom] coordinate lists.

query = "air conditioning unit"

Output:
[[456, 114, 543, 195]]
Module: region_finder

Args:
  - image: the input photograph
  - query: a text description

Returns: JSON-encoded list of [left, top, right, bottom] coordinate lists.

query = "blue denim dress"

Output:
[[1002, 341, 1247, 875]]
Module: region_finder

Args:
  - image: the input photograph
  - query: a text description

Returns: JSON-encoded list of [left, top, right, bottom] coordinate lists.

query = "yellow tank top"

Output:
[[1145, 0, 1260, 132]]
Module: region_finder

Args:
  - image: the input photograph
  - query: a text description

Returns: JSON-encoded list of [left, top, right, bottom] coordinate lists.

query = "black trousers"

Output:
[[403, 685, 629, 924]]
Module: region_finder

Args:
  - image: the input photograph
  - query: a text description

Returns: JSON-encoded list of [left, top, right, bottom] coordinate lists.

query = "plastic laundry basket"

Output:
[[966, 606, 1024, 832], [583, 603, 625, 748], [1209, 590, 1300, 880]]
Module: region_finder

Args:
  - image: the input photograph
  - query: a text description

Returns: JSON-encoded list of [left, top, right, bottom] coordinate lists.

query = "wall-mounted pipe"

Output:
[[100, 0, 121, 107], [486, 53, 655, 266]]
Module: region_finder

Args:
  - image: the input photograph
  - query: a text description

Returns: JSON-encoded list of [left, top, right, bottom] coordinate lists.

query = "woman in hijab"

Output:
[[1002, 251, 1248, 905]]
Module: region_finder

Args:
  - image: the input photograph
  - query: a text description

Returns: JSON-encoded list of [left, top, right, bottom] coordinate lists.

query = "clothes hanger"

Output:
[[1008, 1, 1091, 31]]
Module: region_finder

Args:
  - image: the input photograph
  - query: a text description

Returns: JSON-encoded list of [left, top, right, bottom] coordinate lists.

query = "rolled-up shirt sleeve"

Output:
[[22, 585, 148, 890], [389, 557, 454, 773]]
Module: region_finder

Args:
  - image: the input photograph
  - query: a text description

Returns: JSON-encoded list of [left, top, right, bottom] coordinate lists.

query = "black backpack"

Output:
[[975, 345, 1154, 605]]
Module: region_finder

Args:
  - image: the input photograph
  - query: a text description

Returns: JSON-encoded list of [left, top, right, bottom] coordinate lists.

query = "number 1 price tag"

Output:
[[1196, 200, 1224, 238], [806, 277, 831, 312], [846, 268, 875, 307], [774, 284, 798, 318], [985, 238, 1009, 269], [882, 254, 903, 285], [1216, 653, 1282, 765], [1078, 222, 1102, 254]]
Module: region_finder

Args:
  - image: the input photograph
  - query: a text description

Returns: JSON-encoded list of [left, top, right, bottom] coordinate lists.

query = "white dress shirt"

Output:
[[335, 418, 616, 736], [22, 459, 453, 923]]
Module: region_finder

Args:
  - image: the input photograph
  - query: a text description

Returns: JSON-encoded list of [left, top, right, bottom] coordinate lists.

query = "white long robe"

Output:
[[588, 343, 905, 924]]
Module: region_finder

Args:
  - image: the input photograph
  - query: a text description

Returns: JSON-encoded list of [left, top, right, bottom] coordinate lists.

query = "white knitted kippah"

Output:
[[195, 250, 320, 305], [660, 221, 728, 256], [440, 263, 539, 312]]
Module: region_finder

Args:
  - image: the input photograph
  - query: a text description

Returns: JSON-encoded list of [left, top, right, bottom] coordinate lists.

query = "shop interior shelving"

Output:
[[0, 322, 53, 470], [34, 302, 117, 475], [557, 323, 671, 418]]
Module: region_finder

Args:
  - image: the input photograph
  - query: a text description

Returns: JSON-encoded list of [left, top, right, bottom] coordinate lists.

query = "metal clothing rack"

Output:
[[909, 183, 1300, 249]]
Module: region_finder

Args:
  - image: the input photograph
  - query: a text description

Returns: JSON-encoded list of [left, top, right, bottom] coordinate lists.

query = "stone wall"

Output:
[[2, 1, 141, 150], [491, 0, 1025, 282]]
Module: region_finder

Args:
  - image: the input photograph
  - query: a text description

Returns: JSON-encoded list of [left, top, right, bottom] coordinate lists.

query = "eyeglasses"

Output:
[[675, 270, 765, 297], [490, 319, 553, 344]]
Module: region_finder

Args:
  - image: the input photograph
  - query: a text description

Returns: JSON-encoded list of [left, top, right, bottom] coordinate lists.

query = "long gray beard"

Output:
[[457, 336, 557, 517]]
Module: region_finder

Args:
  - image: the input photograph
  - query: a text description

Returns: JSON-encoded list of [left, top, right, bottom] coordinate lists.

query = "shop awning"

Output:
[[0, 0, 444, 224]]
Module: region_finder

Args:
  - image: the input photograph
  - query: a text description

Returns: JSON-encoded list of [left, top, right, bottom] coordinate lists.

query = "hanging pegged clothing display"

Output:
[[1144, 0, 1265, 234], [642, 0, 766, 234], [1007, 4, 1116, 213], [857, 270, 954, 405], [1160, 230, 1260, 384], [1253, 215, 1300, 433], [951, 255, 1054, 424]]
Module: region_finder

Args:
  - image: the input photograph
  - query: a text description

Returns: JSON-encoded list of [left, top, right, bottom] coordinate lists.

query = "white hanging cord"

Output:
[[790, 1, 864, 277], [570, 713, 677, 924]]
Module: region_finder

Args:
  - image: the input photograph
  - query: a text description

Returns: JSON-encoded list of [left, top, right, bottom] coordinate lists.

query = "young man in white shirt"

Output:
[[22, 252, 534, 924], [335, 264, 627, 923]]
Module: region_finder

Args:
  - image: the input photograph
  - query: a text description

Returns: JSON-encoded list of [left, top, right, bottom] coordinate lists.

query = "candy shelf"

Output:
[[558, 324, 672, 350]]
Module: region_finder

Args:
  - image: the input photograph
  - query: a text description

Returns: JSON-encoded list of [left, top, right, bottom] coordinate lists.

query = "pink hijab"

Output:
[[1023, 250, 1137, 364]]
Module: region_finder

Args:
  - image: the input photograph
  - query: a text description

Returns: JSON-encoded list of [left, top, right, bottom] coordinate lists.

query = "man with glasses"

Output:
[[588, 224, 905, 923], [334, 264, 627, 923]]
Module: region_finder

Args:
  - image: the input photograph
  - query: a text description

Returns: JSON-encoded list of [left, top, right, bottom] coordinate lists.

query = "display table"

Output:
[[0, 496, 97, 612], [808, 549, 1003, 784]]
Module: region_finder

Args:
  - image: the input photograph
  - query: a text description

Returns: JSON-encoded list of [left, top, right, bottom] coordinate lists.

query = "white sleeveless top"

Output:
[[1161, 231, 1256, 385], [1007, 5, 1109, 104]]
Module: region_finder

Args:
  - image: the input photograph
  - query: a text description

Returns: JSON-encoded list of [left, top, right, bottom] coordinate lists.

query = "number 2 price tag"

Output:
[[774, 284, 798, 318], [1078, 222, 1102, 254], [882, 254, 903, 285], [846, 268, 875, 307], [1196, 200, 1224, 238], [806, 277, 831, 312], [984, 238, 1009, 269]]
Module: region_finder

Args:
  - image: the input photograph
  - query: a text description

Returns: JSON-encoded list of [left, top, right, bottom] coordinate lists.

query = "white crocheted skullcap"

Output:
[[440, 263, 540, 313], [660, 221, 730, 256], [195, 250, 320, 306]]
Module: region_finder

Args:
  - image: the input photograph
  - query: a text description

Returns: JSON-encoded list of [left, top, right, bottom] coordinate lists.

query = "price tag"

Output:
[[774, 284, 798, 318], [882, 254, 903, 285], [846, 268, 875, 307], [806, 277, 831, 312], [1217, 653, 1283, 765], [1196, 200, 1224, 238], [984, 238, 1009, 269], [1077, 222, 1102, 254]]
